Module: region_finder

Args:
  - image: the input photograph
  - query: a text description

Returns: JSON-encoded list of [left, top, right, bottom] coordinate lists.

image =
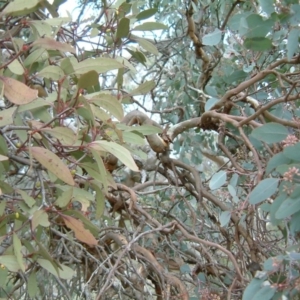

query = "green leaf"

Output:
[[219, 211, 231, 227], [249, 178, 279, 205], [89, 141, 139, 171], [29, 20, 52, 37], [202, 29, 222, 46], [245, 14, 274, 38], [251, 123, 288, 144], [136, 8, 157, 21], [13, 233, 25, 272], [28, 272, 38, 298], [31, 146, 75, 186], [252, 285, 276, 300], [126, 48, 147, 65], [287, 28, 299, 60], [73, 57, 124, 75], [38, 65, 64, 80], [180, 264, 191, 274], [122, 131, 145, 145], [258, 0, 275, 15], [89, 94, 124, 121], [132, 22, 167, 31], [8, 59, 24, 75], [242, 278, 264, 300], [270, 193, 285, 225], [0, 255, 20, 272], [31, 210, 50, 230], [54, 187, 73, 208], [266, 152, 292, 174], [244, 37, 273, 51], [0, 107, 16, 127], [40, 127, 77, 145], [16, 189, 36, 208], [90, 149, 108, 192], [136, 38, 159, 55], [130, 80, 155, 95], [0, 266, 8, 288], [37, 259, 73, 279], [283, 142, 300, 161], [116, 17, 130, 38], [0, 0, 41, 17], [209, 171, 227, 190], [275, 197, 300, 219], [205, 97, 219, 112], [77, 70, 99, 89], [91, 183, 105, 218], [24, 48, 47, 66]]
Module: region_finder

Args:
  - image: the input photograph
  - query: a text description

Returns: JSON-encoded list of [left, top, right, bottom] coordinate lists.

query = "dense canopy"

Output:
[[0, 0, 300, 299]]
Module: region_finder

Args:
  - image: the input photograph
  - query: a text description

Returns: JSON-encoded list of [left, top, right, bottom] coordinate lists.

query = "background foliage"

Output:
[[0, 0, 300, 299]]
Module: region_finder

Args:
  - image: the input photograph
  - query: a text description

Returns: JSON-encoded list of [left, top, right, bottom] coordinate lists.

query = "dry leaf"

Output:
[[32, 37, 76, 54], [61, 215, 98, 246], [31, 147, 75, 186], [0, 76, 38, 105]]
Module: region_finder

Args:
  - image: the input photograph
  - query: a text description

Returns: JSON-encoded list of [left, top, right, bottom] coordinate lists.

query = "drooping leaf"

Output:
[[32, 37, 76, 54], [28, 272, 38, 298], [30, 147, 75, 186], [13, 233, 25, 272], [0, 76, 38, 105], [61, 214, 98, 246], [116, 17, 130, 38], [91, 182, 105, 218], [89, 141, 139, 171], [133, 22, 167, 31], [90, 149, 108, 192], [249, 178, 279, 205], [251, 123, 288, 144]]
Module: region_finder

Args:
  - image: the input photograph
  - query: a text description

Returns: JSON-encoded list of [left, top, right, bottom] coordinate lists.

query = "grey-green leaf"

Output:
[[251, 123, 288, 144], [249, 178, 279, 205]]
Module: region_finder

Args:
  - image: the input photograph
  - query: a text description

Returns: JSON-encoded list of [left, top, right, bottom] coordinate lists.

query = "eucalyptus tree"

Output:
[[0, 0, 299, 299]]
